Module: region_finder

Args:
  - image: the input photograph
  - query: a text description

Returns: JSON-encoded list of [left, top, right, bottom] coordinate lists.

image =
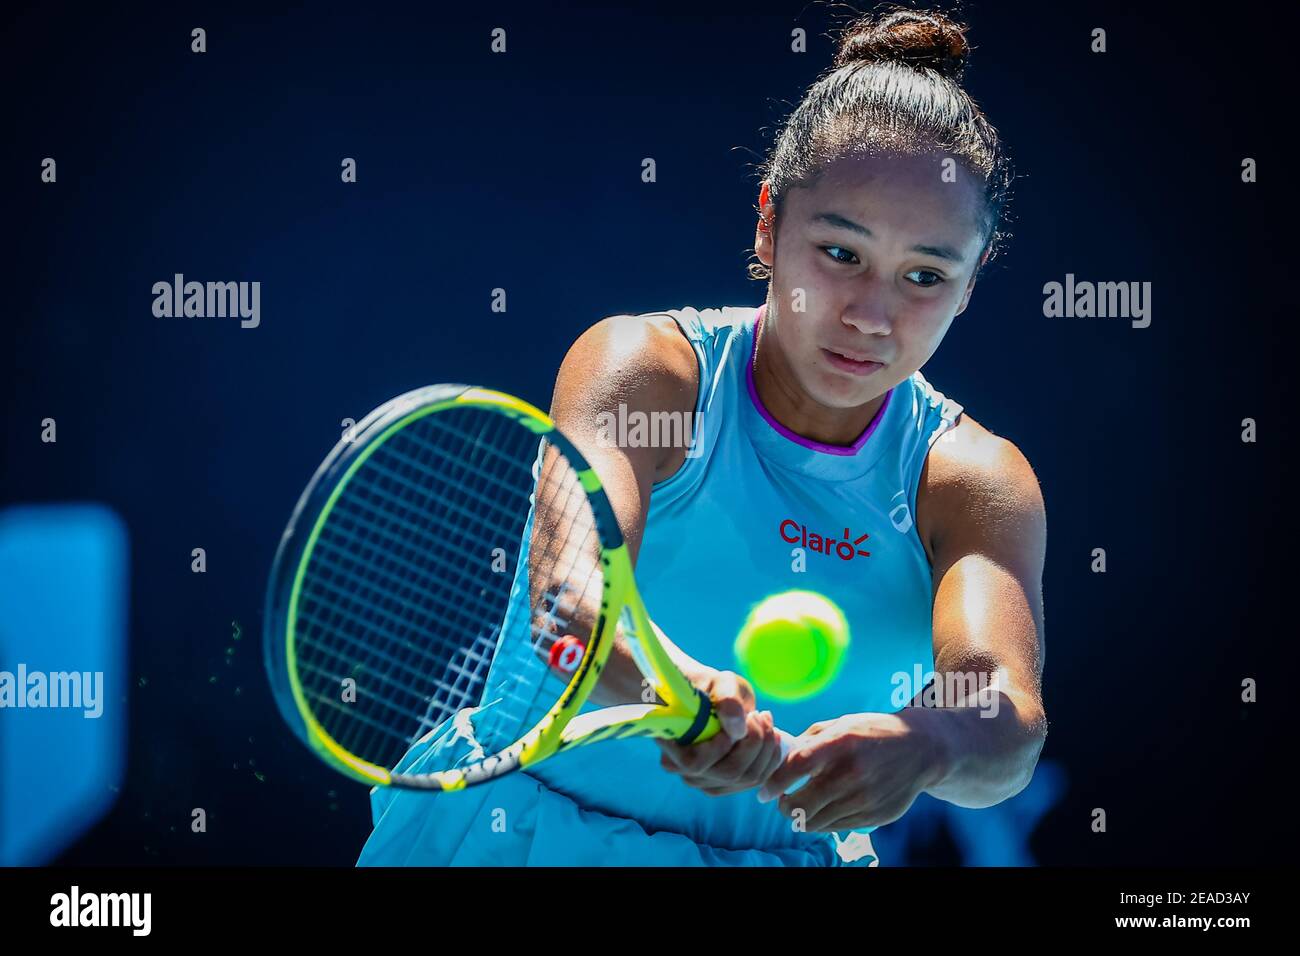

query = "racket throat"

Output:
[[617, 606, 659, 689]]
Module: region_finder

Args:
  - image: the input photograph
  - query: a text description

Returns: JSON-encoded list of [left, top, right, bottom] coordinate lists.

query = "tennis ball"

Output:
[[734, 590, 850, 702]]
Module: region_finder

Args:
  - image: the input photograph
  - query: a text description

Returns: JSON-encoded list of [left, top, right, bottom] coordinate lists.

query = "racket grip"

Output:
[[775, 729, 812, 796]]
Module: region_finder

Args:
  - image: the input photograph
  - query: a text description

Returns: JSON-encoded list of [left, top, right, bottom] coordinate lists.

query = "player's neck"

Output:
[[751, 319, 886, 448]]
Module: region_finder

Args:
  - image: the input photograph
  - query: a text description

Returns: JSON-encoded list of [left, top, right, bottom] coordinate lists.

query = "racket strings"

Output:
[[400, 441, 602, 754], [293, 407, 605, 771], [295, 410, 531, 762], [297, 451, 526, 726], [462, 446, 605, 748]]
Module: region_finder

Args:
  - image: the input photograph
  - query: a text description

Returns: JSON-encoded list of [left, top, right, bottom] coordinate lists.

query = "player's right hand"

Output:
[[655, 668, 784, 796]]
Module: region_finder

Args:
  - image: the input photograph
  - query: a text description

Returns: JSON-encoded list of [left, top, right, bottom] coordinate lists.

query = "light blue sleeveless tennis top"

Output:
[[360, 302, 963, 866], [525, 303, 962, 855]]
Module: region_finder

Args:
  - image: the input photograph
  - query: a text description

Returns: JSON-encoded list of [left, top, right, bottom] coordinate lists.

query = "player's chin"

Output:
[[806, 367, 888, 409]]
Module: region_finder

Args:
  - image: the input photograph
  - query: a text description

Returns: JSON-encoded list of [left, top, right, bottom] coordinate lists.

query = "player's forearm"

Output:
[[914, 692, 1047, 808], [587, 636, 651, 705]]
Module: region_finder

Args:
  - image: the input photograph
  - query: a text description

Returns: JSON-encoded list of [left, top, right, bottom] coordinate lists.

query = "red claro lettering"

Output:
[[779, 519, 871, 560]]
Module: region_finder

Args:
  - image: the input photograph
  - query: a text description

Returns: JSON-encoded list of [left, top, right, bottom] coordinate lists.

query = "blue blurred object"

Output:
[[872, 759, 1067, 866], [945, 760, 1067, 866], [0, 504, 128, 865]]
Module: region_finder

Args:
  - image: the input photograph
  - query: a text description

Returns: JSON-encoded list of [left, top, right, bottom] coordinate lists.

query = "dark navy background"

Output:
[[2, 1, 1288, 864]]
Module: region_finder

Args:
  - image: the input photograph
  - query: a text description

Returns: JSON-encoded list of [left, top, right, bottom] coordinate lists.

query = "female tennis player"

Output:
[[358, 6, 1047, 867]]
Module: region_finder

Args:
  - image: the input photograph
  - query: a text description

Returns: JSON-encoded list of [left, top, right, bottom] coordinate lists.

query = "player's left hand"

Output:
[[757, 711, 950, 831]]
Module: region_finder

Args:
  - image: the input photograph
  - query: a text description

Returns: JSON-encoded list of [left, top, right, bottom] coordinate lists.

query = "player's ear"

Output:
[[754, 182, 776, 267], [955, 277, 976, 317], [955, 249, 988, 317]]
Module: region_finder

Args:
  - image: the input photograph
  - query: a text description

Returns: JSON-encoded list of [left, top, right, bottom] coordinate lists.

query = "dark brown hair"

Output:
[[751, 5, 1013, 279]]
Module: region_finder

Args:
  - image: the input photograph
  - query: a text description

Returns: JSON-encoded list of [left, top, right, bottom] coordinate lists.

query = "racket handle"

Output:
[[775, 729, 812, 796]]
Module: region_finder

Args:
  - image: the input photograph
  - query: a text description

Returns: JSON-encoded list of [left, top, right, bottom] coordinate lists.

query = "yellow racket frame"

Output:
[[268, 386, 721, 792]]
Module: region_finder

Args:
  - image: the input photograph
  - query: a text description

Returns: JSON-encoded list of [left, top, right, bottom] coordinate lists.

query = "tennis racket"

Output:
[[264, 384, 804, 793]]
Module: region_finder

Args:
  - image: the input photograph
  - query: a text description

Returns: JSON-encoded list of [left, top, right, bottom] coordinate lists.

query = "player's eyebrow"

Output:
[[811, 212, 965, 263]]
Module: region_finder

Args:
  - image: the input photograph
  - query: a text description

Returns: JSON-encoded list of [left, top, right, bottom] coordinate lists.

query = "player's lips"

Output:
[[821, 347, 886, 376]]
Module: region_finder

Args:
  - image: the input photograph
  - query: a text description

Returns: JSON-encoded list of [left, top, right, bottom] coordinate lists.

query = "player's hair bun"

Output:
[[832, 9, 970, 81]]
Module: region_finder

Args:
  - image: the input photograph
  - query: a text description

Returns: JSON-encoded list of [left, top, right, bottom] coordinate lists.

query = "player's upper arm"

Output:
[[548, 313, 698, 562], [921, 418, 1047, 724]]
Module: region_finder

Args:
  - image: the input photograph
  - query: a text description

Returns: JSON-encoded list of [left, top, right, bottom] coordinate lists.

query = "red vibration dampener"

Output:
[[549, 634, 586, 675]]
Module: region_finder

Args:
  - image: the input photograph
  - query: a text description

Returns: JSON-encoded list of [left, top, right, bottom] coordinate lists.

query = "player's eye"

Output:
[[820, 245, 859, 265], [906, 269, 945, 287]]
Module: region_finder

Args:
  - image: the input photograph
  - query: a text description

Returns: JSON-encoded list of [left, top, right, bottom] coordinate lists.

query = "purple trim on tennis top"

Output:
[[746, 303, 893, 457]]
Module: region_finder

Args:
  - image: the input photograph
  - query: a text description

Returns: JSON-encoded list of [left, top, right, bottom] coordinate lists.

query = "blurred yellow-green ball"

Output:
[[734, 590, 850, 701]]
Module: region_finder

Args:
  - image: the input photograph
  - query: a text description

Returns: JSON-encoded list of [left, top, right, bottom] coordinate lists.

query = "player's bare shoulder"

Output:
[[915, 413, 1046, 566], [552, 313, 700, 481], [555, 314, 695, 409]]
